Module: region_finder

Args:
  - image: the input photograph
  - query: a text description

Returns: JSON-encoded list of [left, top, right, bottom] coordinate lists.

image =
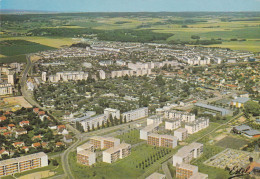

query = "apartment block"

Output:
[[89, 136, 120, 150], [104, 108, 120, 119], [0, 83, 13, 96], [0, 152, 48, 177], [185, 118, 209, 134], [173, 142, 203, 166], [140, 123, 160, 140], [176, 163, 198, 179], [164, 110, 195, 123], [165, 119, 182, 130], [77, 142, 94, 153], [147, 115, 162, 125], [103, 143, 131, 163], [147, 133, 178, 149], [77, 150, 96, 166], [80, 114, 106, 131], [174, 128, 188, 141], [122, 107, 148, 122]]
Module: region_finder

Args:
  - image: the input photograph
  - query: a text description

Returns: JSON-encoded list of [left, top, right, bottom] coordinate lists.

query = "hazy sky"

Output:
[[1, 0, 260, 12]]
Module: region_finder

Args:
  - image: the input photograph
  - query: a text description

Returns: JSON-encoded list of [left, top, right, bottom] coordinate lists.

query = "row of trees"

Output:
[[136, 148, 171, 170]]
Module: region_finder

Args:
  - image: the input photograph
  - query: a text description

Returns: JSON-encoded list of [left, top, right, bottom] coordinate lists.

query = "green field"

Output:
[[0, 12, 259, 63], [116, 129, 143, 144], [216, 136, 249, 149], [0, 40, 56, 63], [0, 40, 55, 56]]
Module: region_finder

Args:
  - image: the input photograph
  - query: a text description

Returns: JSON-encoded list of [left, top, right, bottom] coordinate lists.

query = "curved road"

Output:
[[20, 55, 41, 108]]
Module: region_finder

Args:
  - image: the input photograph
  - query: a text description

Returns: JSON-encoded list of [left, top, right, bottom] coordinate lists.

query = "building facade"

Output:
[[0, 152, 48, 177], [103, 143, 131, 163], [173, 142, 203, 166], [77, 150, 96, 166]]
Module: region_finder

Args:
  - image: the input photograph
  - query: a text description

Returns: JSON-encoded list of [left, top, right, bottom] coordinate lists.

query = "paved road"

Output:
[[20, 55, 42, 108]]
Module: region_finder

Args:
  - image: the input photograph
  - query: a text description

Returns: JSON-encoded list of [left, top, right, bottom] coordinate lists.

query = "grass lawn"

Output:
[[116, 129, 143, 144], [215, 136, 249, 149], [69, 144, 175, 179], [185, 122, 220, 143]]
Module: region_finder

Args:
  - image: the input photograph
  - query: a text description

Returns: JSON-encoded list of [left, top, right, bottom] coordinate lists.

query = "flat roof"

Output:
[[78, 142, 93, 150], [232, 97, 250, 103], [103, 143, 131, 154], [244, 130, 260, 136], [77, 150, 95, 156], [195, 103, 232, 114], [174, 142, 203, 157], [0, 152, 47, 166], [178, 163, 198, 171], [141, 123, 159, 132], [175, 128, 187, 133]]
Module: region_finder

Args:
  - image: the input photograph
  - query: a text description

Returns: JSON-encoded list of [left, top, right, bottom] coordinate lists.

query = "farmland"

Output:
[[0, 12, 259, 55], [0, 40, 56, 63]]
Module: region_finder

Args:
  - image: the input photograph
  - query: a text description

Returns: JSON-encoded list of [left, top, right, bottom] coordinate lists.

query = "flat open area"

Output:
[[1, 96, 32, 111], [18, 170, 55, 179], [215, 136, 249, 149]]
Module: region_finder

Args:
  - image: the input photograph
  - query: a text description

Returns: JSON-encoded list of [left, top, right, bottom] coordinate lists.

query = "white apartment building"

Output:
[[165, 119, 182, 130], [89, 136, 120, 150], [164, 110, 195, 123], [122, 107, 148, 122], [147, 115, 162, 125], [174, 128, 188, 141], [140, 123, 160, 140], [8, 71, 16, 85], [77, 150, 96, 166], [0, 152, 48, 177], [41, 72, 47, 82], [185, 118, 209, 134], [147, 133, 178, 149], [80, 114, 107, 131], [103, 143, 131, 163], [173, 142, 203, 166], [104, 108, 120, 119], [0, 83, 13, 96], [99, 70, 106, 80]]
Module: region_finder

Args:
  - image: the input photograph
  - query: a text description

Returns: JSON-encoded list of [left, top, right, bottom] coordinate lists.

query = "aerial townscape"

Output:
[[0, 0, 260, 179]]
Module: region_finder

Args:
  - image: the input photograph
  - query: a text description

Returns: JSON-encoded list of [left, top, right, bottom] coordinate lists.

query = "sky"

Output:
[[1, 0, 260, 12]]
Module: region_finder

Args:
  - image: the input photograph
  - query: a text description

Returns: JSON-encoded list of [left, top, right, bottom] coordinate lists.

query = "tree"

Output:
[[52, 159, 59, 166], [244, 101, 260, 116]]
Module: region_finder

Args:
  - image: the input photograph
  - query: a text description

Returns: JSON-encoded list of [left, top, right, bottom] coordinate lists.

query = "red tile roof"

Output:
[[32, 142, 41, 147], [0, 116, 7, 121]]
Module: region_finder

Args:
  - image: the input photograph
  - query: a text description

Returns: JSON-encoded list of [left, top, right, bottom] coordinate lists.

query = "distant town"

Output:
[[0, 39, 259, 179]]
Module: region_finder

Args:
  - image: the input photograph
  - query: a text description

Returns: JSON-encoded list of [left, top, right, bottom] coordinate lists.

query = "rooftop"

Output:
[[178, 163, 198, 171], [195, 103, 232, 114], [103, 143, 131, 154], [232, 97, 250, 103], [77, 150, 95, 156]]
